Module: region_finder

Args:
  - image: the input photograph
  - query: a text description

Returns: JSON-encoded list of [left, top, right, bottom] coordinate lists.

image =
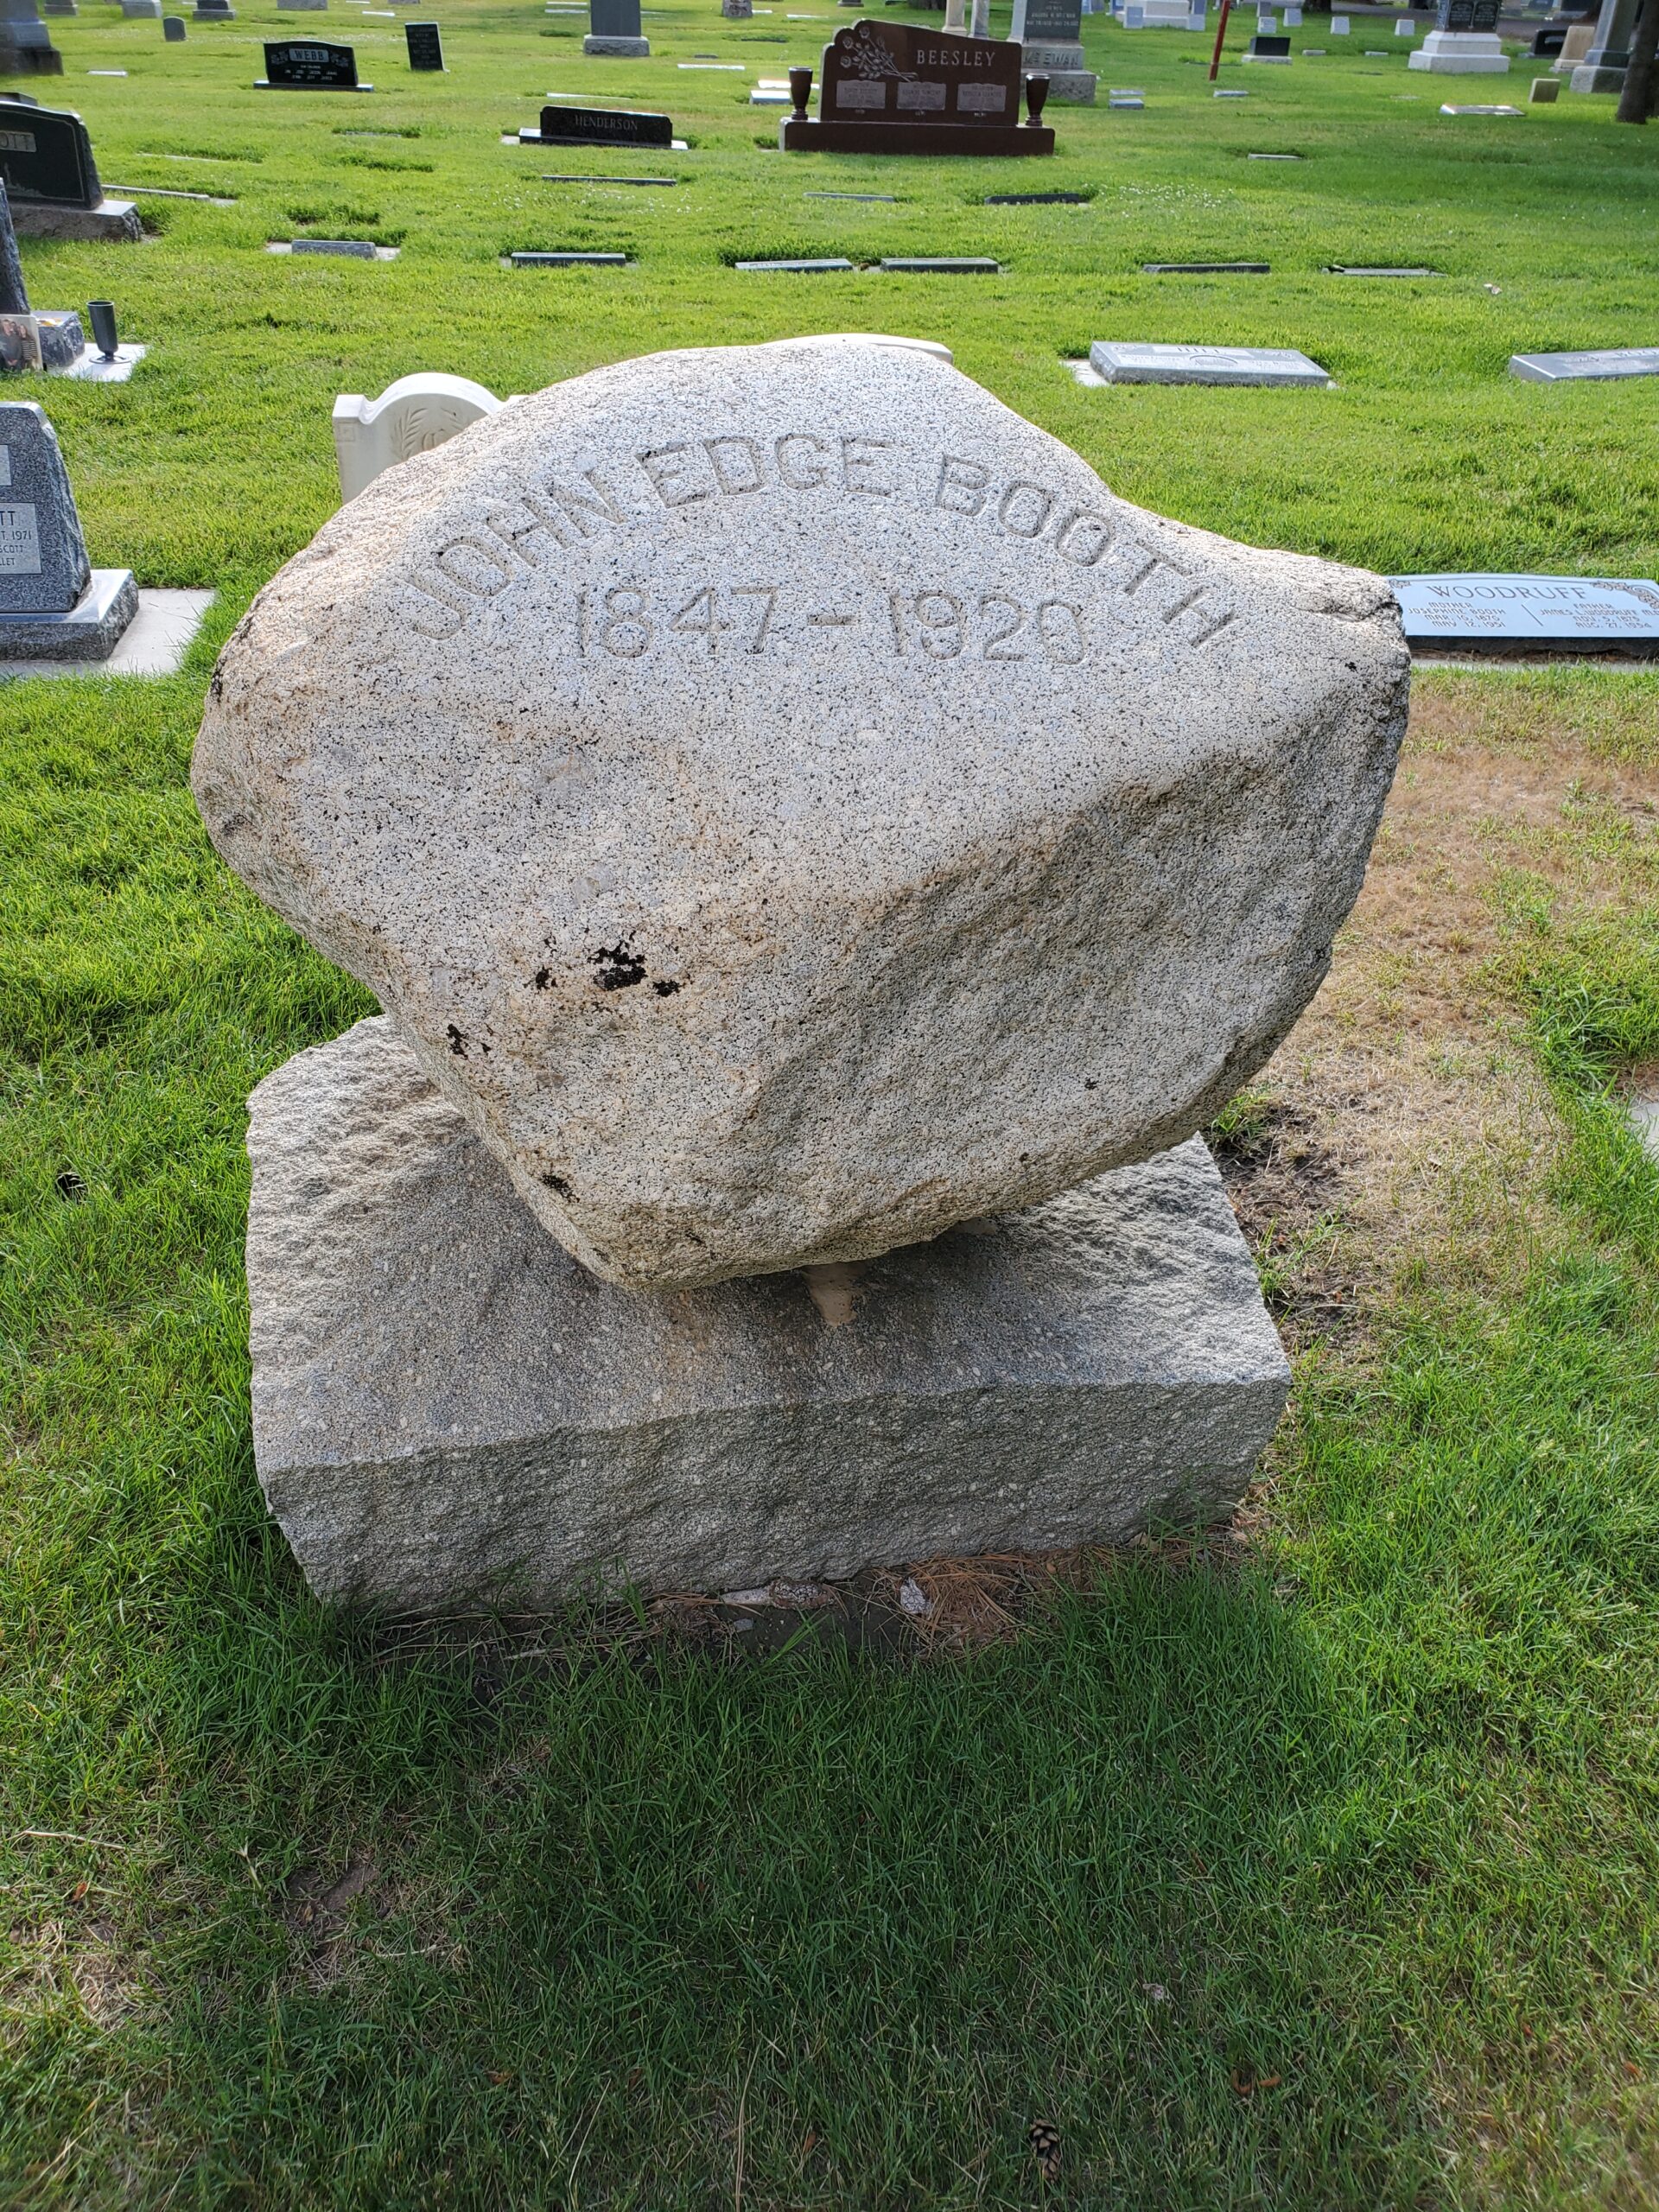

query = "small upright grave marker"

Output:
[[0, 98, 138, 239], [162, 13, 184, 35], [257, 42, 369, 90], [0, 397, 137, 658], [404, 21, 442, 69], [523, 102, 673, 145], [334, 372, 502, 503]]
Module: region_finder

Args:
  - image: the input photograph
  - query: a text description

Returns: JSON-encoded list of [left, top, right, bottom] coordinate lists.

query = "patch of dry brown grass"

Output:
[[1224, 674, 1659, 1341]]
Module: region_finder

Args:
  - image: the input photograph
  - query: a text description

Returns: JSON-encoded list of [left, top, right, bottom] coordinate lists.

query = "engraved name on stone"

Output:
[[399, 428, 1236, 654], [0, 501, 42, 572]]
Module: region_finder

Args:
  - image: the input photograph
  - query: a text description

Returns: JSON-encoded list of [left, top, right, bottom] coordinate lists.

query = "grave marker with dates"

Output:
[[194, 337, 1407, 1613], [784, 19, 1055, 151]]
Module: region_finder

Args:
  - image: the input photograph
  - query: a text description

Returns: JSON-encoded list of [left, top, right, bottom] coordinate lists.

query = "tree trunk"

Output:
[[1617, 0, 1658, 120]]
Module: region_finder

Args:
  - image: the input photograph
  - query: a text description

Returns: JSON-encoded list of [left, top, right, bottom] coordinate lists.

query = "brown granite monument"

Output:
[[783, 20, 1054, 153]]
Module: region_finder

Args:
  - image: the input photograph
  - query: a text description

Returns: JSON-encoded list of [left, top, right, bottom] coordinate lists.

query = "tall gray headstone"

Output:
[[1011, 0, 1096, 99], [0, 0, 61, 74], [585, 0, 648, 54]]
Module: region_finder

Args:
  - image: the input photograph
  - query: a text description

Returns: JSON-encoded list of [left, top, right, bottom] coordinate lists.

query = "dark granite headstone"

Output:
[[260, 41, 362, 88], [0, 398, 89, 613], [404, 20, 442, 69], [531, 102, 672, 144], [0, 181, 26, 311], [590, 0, 642, 33], [1247, 32, 1291, 53], [0, 98, 99, 208], [820, 19, 1021, 124], [1438, 0, 1500, 28], [162, 12, 184, 35]]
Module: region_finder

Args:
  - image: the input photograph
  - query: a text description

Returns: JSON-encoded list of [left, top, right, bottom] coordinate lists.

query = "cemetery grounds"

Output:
[[3, 0, 1659, 2201]]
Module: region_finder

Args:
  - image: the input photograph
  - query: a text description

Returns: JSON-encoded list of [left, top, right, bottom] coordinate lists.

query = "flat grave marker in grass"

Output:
[[1142, 259, 1269, 272], [542, 169, 676, 182], [1390, 572, 1659, 655], [734, 253, 853, 268], [509, 247, 630, 264], [1326, 263, 1440, 276], [985, 188, 1089, 201], [1088, 339, 1330, 385], [804, 187, 895, 198], [1440, 99, 1521, 112], [1509, 345, 1659, 383], [880, 254, 1000, 271], [257, 41, 372, 90]]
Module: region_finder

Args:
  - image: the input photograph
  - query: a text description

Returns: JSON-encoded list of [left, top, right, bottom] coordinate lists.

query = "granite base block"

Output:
[[0, 585, 213, 677], [582, 33, 649, 52], [246, 1018, 1290, 1614], [1568, 61, 1625, 91], [1026, 67, 1097, 99], [0, 567, 138, 660], [10, 199, 142, 243]]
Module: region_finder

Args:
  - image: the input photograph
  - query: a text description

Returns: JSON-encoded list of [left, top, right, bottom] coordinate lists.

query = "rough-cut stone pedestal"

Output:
[[246, 1018, 1289, 1613]]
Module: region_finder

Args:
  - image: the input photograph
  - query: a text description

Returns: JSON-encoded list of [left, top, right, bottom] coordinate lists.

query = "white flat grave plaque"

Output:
[[1088, 340, 1331, 386], [1391, 573, 1659, 655], [1509, 346, 1659, 384], [1440, 100, 1520, 112]]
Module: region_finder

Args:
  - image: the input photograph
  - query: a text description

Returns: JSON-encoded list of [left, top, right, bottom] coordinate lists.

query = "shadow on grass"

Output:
[[6, 1520, 1451, 2210]]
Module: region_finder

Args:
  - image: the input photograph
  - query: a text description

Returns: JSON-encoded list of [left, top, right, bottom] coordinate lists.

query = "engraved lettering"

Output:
[[1037, 601, 1084, 664], [978, 594, 1026, 660], [541, 470, 626, 537], [485, 499, 566, 569], [996, 481, 1054, 540], [638, 442, 712, 507], [935, 454, 991, 518], [774, 432, 831, 490], [1184, 605, 1236, 649], [433, 536, 517, 596], [404, 574, 468, 639], [840, 436, 894, 497], [703, 436, 766, 495], [730, 584, 778, 652], [1053, 509, 1114, 566]]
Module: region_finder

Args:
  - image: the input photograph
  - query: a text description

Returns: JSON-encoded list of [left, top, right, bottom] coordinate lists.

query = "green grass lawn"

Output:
[[4, 3, 1659, 2203]]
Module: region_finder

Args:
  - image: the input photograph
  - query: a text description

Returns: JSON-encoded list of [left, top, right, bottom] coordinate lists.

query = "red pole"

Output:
[[1208, 0, 1232, 79]]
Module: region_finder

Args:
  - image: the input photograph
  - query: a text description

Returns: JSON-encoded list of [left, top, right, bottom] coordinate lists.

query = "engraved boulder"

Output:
[[193, 337, 1408, 1290]]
